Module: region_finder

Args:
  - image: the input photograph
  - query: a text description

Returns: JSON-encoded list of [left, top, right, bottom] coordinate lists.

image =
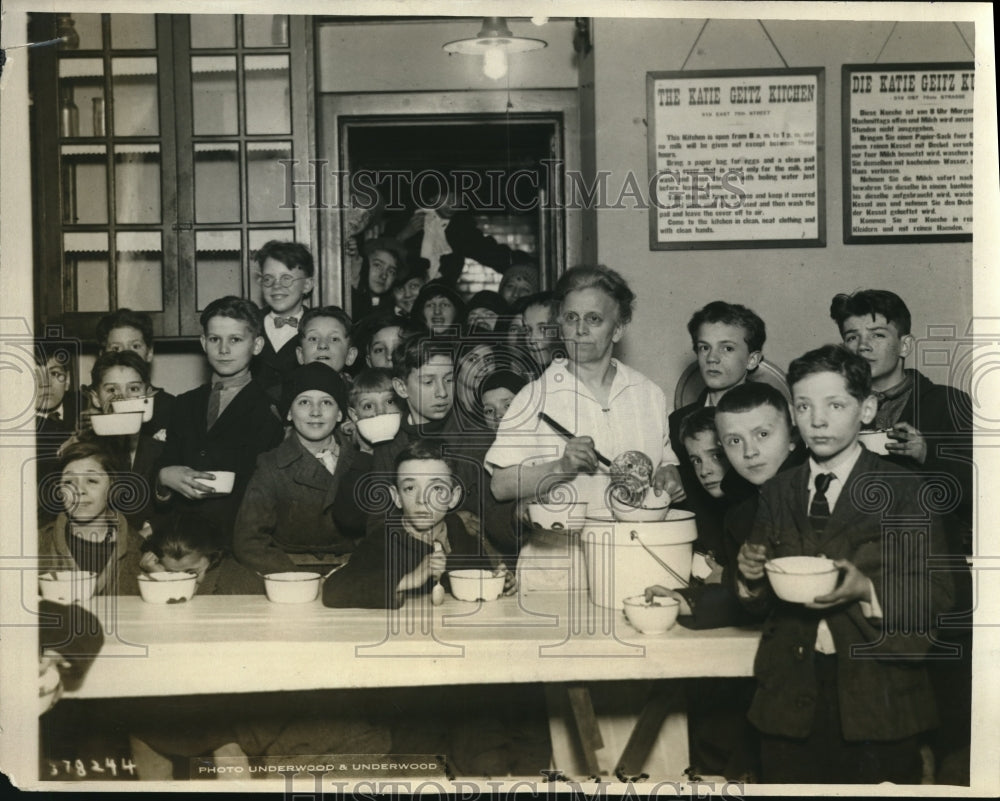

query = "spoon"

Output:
[[431, 541, 446, 606]]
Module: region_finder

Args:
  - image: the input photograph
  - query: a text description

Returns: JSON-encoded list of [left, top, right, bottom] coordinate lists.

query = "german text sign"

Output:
[[843, 63, 974, 243], [647, 68, 825, 250]]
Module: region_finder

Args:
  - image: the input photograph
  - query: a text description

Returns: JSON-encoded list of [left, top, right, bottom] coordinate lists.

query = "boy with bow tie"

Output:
[[251, 240, 317, 401]]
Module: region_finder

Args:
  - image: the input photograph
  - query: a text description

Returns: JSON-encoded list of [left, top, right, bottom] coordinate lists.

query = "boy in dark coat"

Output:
[[234, 363, 361, 575], [156, 296, 283, 550], [831, 289, 973, 782], [323, 439, 513, 609], [736, 345, 956, 784]]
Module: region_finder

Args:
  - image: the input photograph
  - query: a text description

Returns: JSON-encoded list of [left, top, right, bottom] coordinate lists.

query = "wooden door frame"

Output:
[[316, 89, 581, 307]]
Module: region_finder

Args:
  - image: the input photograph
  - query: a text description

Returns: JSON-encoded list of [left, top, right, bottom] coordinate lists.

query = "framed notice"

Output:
[[647, 68, 825, 250], [843, 63, 974, 243]]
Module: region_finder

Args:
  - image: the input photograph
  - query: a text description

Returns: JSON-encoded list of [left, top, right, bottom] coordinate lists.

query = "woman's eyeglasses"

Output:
[[255, 274, 307, 289]]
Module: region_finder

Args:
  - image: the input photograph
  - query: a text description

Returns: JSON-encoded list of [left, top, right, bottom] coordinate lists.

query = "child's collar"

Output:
[[294, 430, 339, 456], [400, 517, 449, 548], [268, 305, 305, 320], [210, 369, 252, 388], [68, 518, 117, 543]]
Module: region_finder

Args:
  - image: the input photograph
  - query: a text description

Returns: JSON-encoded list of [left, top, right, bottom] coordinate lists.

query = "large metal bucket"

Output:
[[581, 511, 697, 609]]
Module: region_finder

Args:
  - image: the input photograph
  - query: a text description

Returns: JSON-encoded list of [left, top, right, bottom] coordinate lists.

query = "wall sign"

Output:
[[646, 68, 825, 250], [843, 63, 974, 243]]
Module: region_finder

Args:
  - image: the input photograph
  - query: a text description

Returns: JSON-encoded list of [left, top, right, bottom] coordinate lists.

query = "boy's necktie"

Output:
[[206, 382, 223, 428], [273, 316, 298, 329], [809, 473, 834, 532]]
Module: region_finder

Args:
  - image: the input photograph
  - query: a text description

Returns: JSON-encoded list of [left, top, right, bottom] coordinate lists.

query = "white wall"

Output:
[[316, 19, 579, 92], [584, 18, 976, 398]]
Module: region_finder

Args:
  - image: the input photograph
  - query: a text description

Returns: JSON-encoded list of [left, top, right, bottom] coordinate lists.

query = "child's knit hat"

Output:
[[281, 362, 349, 418], [480, 369, 528, 399]]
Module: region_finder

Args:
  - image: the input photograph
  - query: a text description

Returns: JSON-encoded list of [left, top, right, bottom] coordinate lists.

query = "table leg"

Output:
[[615, 681, 683, 780], [546, 680, 691, 781], [544, 683, 604, 777]]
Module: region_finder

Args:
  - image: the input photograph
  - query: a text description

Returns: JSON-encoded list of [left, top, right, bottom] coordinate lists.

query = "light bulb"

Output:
[[482, 48, 508, 80], [531, 17, 549, 26]]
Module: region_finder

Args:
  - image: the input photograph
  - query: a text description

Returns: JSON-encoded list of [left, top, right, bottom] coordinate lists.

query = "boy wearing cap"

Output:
[[480, 370, 527, 431], [233, 363, 362, 577], [498, 264, 539, 307], [465, 290, 510, 335]]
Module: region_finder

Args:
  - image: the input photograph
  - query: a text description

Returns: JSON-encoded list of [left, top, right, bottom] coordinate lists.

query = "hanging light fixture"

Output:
[[443, 17, 547, 81]]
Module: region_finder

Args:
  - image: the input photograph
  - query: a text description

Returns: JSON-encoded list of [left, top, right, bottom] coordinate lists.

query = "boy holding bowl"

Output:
[[735, 345, 955, 784]]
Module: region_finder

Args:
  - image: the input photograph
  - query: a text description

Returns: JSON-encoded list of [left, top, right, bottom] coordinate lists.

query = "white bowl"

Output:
[[264, 571, 322, 603], [859, 429, 892, 456], [38, 570, 97, 603], [356, 412, 402, 444], [622, 594, 680, 634], [111, 396, 154, 423], [137, 571, 197, 603], [765, 556, 839, 603], [90, 411, 143, 436], [527, 501, 589, 532], [609, 487, 671, 522], [198, 471, 236, 495], [449, 569, 505, 602]]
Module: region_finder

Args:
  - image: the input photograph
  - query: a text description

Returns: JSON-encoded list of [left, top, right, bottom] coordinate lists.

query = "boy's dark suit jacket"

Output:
[[125, 434, 164, 530], [144, 389, 174, 438], [252, 332, 300, 403], [322, 512, 495, 609], [157, 380, 284, 548], [743, 447, 955, 742], [877, 368, 973, 545]]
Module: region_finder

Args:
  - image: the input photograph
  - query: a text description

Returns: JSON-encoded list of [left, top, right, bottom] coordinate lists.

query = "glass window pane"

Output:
[[112, 57, 159, 136], [65, 233, 110, 312], [247, 142, 293, 223], [248, 228, 294, 306], [115, 145, 161, 224], [110, 14, 156, 49], [195, 231, 242, 311], [191, 56, 238, 135], [244, 15, 288, 48], [244, 55, 290, 134], [194, 143, 240, 223], [116, 232, 164, 311], [190, 15, 236, 49], [62, 145, 107, 225], [58, 60, 103, 138], [59, 13, 103, 51]]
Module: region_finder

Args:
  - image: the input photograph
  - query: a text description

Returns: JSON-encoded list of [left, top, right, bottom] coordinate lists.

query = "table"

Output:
[[60, 591, 761, 780]]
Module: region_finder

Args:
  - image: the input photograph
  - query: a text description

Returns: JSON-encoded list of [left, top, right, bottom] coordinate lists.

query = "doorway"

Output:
[[317, 89, 581, 310]]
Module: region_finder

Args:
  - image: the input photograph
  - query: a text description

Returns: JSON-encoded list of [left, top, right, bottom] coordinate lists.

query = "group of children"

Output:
[[34, 232, 974, 784], [646, 292, 972, 784]]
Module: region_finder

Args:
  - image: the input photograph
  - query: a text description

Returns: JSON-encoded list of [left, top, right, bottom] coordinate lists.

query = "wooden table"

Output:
[[61, 591, 761, 780]]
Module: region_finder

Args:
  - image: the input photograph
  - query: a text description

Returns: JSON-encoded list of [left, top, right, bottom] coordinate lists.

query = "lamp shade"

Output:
[[443, 17, 547, 56]]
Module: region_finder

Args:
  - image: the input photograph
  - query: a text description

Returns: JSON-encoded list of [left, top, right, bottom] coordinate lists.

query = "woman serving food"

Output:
[[485, 264, 685, 516]]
